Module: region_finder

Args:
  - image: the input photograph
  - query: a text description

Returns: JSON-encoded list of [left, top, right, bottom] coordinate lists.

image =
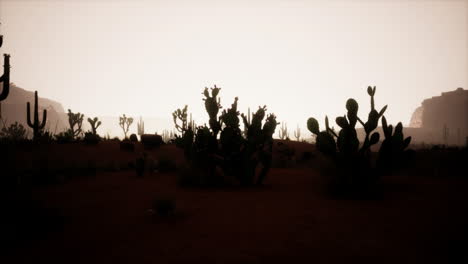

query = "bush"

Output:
[[129, 133, 138, 142], [0, 122, 28, 142], [141, 134, 163, 149], [55, 130, 74, 144], [83, 132, 101, 145]]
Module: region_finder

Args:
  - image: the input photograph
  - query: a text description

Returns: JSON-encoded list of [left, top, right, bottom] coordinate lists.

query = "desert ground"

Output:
[[2, 141, 468, 264]]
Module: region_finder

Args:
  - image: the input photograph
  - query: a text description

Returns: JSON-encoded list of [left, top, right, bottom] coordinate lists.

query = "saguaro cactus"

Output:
[[27, 91, 47, 140], [137, 116, 145, 136], [0, 35, 11, 119], [0, 54, 9, 102], [294, 125, 301, 141], [279, 122, 289, 140]]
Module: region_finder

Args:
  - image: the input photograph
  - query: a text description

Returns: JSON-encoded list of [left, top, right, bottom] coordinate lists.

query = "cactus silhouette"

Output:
[[279, 122, 289, 140], [172, 105, 188, 135], [293, 125, 301, 141], [26, 91, 47, 140], [0, 54, 10, 102], [307, 86, 404, 196], [87, 117, 101, 135], [377, 116, 412, 173], [0, 34, 11, 119], [119, 114, 133, 139], [174, 85, 278, 186], [137, 116, 144, 136], [67, 109, 84, 139]]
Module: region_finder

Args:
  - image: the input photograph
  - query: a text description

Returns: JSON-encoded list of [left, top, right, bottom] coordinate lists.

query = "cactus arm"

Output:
[[379, 105, 388, 117], [0, 54, 10, 101], [38, 109, 47, 129], [34, 91, 39, 126], [26, 102, 33, 127]]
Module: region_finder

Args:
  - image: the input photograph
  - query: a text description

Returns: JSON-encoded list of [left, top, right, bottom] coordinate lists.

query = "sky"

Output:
[[0, 0, 467, 134]]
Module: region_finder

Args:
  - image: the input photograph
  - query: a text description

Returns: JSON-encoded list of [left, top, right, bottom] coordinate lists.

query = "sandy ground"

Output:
[[3, 157, 468, 264]]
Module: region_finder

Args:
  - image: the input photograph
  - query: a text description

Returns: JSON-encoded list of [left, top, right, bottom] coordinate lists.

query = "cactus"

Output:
[[137, 116, 144, 136], [0, 34, 11, 119], [172, 105, 188, 135], [377, 116, 412, 173], [87, 117, 101, 135], [293, 125, 301, 141], [278, 122, 289, 140], [119, 114, 133, 139], [174, 85, 278, 187], [0, 54, 10, 102], [26, 91, 47, 141], [307, 86, 404, 196], [67, 109, 84, 139]]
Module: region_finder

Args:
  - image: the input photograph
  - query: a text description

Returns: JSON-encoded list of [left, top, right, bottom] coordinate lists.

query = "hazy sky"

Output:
[[0, 0, 467, 132]]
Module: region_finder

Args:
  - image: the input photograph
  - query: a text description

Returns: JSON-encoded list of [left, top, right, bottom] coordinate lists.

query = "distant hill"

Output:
[[1, 83, 69, 133], [0, 83, 175, 138]]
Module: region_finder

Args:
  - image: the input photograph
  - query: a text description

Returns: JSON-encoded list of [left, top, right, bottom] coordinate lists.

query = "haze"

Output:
[[0, 0, 467, 132]]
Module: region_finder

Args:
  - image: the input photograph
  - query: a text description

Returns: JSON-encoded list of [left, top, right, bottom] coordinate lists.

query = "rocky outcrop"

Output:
[[409, 106, 423, 128], [407, 87, 468, 145], [0, 83, 68, 132]]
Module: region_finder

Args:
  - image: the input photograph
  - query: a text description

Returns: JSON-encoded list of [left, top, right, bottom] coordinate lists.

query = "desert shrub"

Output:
[[307, 86, 412, 198], [129, 133, 138, 142], [83, 132, 101, 145], [55, 130, 74, 144], [173, 85, 278, 187], [141, 134, 163, 149], [0, 122, 28, 142]]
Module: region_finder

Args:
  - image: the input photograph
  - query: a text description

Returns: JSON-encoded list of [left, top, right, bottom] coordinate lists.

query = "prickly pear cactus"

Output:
[[377, 116, 412, 174], [173, 85, 278, 187], [307, 86, 409, 196]]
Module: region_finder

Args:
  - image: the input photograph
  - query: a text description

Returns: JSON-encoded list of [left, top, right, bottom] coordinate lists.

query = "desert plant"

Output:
[[26, 91, 47, 141], [293, 125, 301, 141], [376, 117, 412, 174], [55, 130, 74, 144], [87, 117, 101, 135], [137, 116, 144, 137], [119, 114, 133, 139], [141, 134, 163, 149], [129, 133, 138, 142], [172, 105, 189, 135], [0, 37, 11, 120], [161, 129, 174, 143], [83, 132, 100, 145], [0, 122, 28, 141], [67, 109, 84, 139], [174, 85, 278, 186], [307, 86, 411, 196], [278, 122, 289, 140]]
